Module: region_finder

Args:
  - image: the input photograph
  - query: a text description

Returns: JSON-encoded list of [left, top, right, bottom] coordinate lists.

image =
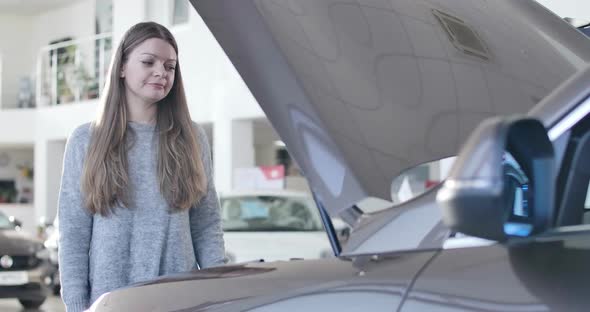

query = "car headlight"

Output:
[[44, 239, 58, 250]]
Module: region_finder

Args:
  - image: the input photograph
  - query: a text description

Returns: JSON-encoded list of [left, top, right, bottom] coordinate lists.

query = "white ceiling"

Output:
[[0, 0, 80, 15]]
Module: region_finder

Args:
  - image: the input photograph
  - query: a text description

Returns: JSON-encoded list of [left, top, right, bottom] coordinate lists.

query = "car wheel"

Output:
[[19, 297, 46, 309]]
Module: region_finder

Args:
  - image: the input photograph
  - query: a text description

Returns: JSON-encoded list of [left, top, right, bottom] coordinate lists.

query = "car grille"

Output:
[[0, 255, 40, 271]]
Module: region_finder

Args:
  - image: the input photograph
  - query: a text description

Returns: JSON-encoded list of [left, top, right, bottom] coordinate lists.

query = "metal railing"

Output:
[[36, 33, 113, 107]]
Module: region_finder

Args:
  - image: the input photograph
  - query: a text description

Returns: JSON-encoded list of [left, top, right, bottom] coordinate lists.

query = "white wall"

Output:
[[0, 14, 35, 109], [0, 109, 36, 144], [35, 100, 98, 140], [535, 0, 590, 20], [45, 140, 66, 221], [31, 0, 96, 54], [144, 0, 169, 25], [112, 0, 145, 42], [255, 145, 277, 167]]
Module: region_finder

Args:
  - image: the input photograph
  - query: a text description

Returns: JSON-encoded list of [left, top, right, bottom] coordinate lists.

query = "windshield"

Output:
[[389, 156, 456, 206], [0, 211, 13, 229], [221, 195, 323, 232]]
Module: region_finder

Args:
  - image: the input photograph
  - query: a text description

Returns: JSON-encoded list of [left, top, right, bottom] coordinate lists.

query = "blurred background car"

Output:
[[564, 17, 590, 36], [580, 23, 590, 36], [0, 210, 53, 309], [42, 218, 60, 295], [221, 190, 334, 263]]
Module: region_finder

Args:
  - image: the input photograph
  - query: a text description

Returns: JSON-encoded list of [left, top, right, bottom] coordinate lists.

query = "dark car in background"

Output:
[[566, 17, 590, 37], [0, 211, 53, 309], [89, 1, 590, 311]]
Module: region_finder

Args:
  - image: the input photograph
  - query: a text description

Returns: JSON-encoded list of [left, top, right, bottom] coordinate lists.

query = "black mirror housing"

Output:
[[437, 117, 554, 241]]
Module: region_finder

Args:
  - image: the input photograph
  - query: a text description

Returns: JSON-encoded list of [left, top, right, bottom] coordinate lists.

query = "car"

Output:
[[89, 1, 590, 311], [565, 17, 590, 37], [0, 210, 54, 309], [221, 190, 335, 263], [581, 23, 590, 37], [43, 218, 60, 295]]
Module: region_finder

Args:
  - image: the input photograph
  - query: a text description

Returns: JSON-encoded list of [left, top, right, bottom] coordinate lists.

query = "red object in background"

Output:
[[425, 180, 440, 189], [260, 165, 285, 180]]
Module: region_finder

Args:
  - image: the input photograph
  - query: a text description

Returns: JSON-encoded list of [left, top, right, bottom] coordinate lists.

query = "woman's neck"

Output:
[[126, 99, 157, 125]]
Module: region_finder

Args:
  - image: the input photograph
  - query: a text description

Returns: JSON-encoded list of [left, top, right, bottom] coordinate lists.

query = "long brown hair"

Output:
[[82, 21, 207, 216]]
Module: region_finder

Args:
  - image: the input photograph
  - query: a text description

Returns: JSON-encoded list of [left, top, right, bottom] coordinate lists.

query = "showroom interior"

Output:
[[0, 0, 588, 310]]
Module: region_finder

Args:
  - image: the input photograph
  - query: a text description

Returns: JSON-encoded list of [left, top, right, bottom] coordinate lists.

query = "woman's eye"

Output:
[[141, 61, 154, 66], [167, 66, 176, 71]]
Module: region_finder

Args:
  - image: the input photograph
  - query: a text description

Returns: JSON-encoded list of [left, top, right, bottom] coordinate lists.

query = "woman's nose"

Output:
[[153, 65, 167, 78]]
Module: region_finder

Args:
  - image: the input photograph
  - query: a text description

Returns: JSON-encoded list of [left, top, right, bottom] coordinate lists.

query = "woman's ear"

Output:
[[120, 64, 126, 78]]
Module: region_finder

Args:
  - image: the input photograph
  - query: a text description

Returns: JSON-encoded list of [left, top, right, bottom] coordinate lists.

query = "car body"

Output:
[[565, 17, 590, 37], [43, 218, 60, 295], [90, 1, 590, 311], [221, 190, 333, 263], [0, 211, 54, 309]]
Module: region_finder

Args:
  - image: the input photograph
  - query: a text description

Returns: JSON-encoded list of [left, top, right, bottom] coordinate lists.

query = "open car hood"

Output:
[[191, 0, 590, 230]]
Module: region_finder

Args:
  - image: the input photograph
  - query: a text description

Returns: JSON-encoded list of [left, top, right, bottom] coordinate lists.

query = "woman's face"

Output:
[[121, 38, 177, 106]]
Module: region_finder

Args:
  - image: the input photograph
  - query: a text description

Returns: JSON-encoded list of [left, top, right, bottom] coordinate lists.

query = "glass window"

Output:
[[0, 211, 13, 229], [221, 196, 323, 231], [171, 0, 189, 25], [95, 0, 113, 34], [390, 156, 456, 205]]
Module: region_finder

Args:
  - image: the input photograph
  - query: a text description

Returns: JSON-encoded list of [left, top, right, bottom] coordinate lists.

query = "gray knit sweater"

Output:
[[57, 121, 226, 312]]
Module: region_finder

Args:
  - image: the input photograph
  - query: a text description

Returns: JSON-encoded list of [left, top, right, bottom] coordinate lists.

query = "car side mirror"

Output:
[[437, 117, 554, 242]]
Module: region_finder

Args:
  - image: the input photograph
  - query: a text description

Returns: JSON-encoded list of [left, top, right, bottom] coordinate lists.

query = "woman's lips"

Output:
[[147, 83, 165, 89]]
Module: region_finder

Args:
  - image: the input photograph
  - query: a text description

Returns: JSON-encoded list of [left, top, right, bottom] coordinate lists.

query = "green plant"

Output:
[[56, 44, 77, 104]]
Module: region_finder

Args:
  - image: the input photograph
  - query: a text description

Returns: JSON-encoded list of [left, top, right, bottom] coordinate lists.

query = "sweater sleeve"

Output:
[[190, 124, 227, 269], [58, 125, 93, 312]]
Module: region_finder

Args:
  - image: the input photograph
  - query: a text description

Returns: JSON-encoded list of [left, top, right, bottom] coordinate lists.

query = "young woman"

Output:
[[57, 22, 226, 312]]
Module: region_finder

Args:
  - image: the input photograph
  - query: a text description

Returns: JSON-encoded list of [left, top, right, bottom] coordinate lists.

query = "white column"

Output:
[[213, 119, 255, 194], [34, 139, 66, 226], [34, 139, 47, 226], [45, 140, 66, 221], [233, 119, 255, 171]]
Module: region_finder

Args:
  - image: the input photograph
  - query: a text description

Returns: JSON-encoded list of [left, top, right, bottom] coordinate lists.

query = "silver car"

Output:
[[220, 190, 333, 263]]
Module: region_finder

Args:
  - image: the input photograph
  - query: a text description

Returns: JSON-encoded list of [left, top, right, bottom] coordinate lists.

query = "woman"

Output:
[[57, 22, 226, 312]]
